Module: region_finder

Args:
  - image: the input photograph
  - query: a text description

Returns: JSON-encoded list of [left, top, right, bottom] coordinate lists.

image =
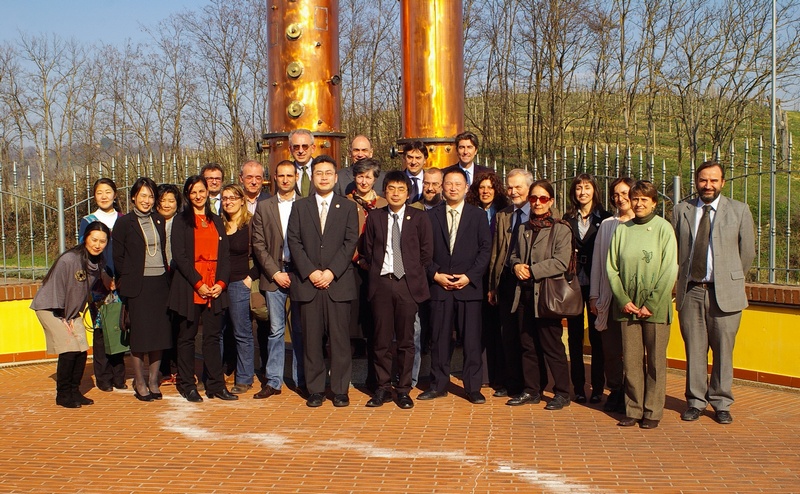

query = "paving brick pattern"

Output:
[[0, 359, 798, 493]]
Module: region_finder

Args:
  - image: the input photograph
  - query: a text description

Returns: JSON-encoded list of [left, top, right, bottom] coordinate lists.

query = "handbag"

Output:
[[537, 224, 584, 318], [99, 292, 130, 355]]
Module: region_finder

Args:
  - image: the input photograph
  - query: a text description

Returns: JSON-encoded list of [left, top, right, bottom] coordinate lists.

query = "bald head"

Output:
[[350, 135, 373, 163]]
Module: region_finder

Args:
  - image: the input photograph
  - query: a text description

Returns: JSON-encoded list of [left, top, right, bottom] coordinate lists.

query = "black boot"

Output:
[[72, 351, 93, 406], [56, 353, 80, 408]]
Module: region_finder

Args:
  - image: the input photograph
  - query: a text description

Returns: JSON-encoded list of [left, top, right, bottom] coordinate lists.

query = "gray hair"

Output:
[[288, 128, 314, 144], [506, 168, 533, 188]]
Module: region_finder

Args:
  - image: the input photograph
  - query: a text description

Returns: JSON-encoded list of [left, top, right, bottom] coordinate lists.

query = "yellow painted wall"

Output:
[[1, 300, 91, 356]]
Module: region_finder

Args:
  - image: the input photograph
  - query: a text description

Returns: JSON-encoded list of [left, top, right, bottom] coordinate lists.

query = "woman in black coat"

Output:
[[113, 177, 172, 402], [169, 175, 235, 402]]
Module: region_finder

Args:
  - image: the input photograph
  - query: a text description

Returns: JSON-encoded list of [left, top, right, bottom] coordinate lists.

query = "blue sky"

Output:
[[0, 0, 207, 45]]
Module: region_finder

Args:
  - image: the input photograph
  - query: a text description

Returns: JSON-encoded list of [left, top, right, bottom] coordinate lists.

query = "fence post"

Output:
[[57, 188, 66, 254], [672, 175, 681, 208]]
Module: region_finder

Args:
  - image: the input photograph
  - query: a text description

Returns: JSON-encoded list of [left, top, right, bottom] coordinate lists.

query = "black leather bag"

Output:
[[537, 225, 583, 318]]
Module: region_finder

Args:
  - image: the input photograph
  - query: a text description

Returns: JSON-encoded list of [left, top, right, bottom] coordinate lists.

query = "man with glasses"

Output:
[[289, 129, 316, 197], [334, 135, 384, 197], [239, 160, 271, 214], [286, 155, 359, 408], [201, 163, 225, 214], [411, 167, 444, 211]]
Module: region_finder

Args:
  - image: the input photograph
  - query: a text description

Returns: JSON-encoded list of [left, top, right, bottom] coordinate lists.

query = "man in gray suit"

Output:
[[673, 160, 755, 425], [287, 155, 359, 408], [251, 160, 303, 399]]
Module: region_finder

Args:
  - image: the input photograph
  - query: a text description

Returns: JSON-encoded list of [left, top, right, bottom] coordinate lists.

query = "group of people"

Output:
[[32, 129, 755, 429]]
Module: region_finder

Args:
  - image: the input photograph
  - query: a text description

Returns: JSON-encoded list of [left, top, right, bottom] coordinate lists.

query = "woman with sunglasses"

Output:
[[508, 179, 574, 410]]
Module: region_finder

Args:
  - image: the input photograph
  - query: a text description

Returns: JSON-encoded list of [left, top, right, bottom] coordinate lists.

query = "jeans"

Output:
[[224, 280, 255, 385], [411, 311, 422, 387], [265, 287, 304, 388]]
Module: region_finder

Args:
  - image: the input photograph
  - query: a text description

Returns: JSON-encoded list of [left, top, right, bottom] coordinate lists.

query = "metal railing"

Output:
[[1, 139, 796, 284]]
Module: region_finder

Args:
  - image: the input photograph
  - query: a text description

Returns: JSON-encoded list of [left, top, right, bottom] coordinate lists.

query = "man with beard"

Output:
[[334, 135, 385, 197], [411, 168, 444, 211], [673, 161, 755, 425]]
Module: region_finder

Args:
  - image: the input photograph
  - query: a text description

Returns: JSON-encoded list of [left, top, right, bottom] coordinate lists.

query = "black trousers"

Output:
[[520, 290, 570, 398], [299, 291, 352, 396], [92, 327, 126, 388], [429, 297, 483, 394], [371, 275, 418, 394], [176, 304, 225, 395], [566, 284, 605, 396]]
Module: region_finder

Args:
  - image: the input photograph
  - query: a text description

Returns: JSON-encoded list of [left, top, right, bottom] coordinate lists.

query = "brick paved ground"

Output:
[[0, 357, 798, 493]]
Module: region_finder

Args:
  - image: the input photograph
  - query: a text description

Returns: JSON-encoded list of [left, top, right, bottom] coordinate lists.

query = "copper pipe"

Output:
[[263, 0, 344, 181], [399, 0, 464, 169]]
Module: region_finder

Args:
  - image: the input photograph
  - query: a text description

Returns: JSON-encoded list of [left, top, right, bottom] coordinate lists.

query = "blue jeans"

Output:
[[412, 311, 422, 387], [265, 287, 304, 389], [224, 280, 255, 385]]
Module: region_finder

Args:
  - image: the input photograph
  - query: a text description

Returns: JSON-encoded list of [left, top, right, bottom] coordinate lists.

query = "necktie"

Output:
[[465, 169, 471, 185], [319, 200, 328, 234], [301, 166, 310, 197], [507, 208, 524, 261], [211, 197, 219, 215], [392, 213, 404, 278], [690, 205, 712, 280], [448, 209, 458, 254], [411, 177, 420, 203]]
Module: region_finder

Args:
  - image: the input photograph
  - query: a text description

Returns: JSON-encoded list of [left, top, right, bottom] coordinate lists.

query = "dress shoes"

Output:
[[492, 388, 508, 398], [574, 393, 587, 404], [715, 410, 733, 424], [182, 389, 203, 402], [74, 394, 94, 406], [114, 383, 128, 390], [396, 392, 414, 409], [134, 389, 155, 402], [590, 394, 603, 404], [333, 394, 350, 407], [467, 391, 486, 404], [254, 385, 281, 399], [640, 418, 660, 429], [230, 383, 253, 394], [306, 393, 326, 407], [603, 391, 623, 412], [617, 417, 638, 427], [544, 394, 571, 410], [506, 392, 541, 406], [207, 388, 239, 401], [681, 407, 703, 421], [417, 389, 448, 401], [97, 383, 113, 392], [149, 392, 163, 400], [56, 398, 81, 409], [366, 389, 391, 408]]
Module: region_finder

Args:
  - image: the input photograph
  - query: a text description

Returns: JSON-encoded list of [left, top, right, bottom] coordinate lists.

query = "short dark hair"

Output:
[[382, 170, 412, 193], [311, 154, 337, 172], [157, 183, 183, 211], [629, 180, 659, 203], [130, 177, 158, 205], [528, 179, 555, 200], [402, 141, 429, 159], [274, 160, 297, 175], [455, 131, 479, 148], [609, 176, 636, 207], [695, 160, 725, 181], [443, 167, 468, 184], [200, 162, 225, 180], [352, 158, 381, 179]]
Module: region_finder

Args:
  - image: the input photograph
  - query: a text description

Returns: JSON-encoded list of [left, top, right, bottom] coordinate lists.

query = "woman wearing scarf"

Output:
[[508, 179, 574, 411], [113, 177, 172, 401]]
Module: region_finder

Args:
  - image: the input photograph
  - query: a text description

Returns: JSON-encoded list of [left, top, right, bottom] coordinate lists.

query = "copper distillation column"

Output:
[[395, 0, 465, 169], [259, 0, 345, 183]]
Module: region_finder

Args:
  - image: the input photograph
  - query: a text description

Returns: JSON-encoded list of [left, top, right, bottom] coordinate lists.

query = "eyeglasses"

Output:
[[291, 144, 311, 151], [204, 177, 222, 182], [221, 196, 242, 202], [528, 195, 551, 204]]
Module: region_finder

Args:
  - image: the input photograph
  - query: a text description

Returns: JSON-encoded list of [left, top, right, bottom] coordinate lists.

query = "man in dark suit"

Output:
[[251, 160, 304, 399], [239, 159, 271, 214], [286, 155, 359, 408], [402, 141, 427, 204], [673, 161, 755, 425], [418, 168, 492, 404], [289, 129, 316, 197], [442, 131, 490, 186], [200, 163, 225, 214], [410, 167, 444, 211], [362, 171, 433, 409], [334, 135, 385, 197]]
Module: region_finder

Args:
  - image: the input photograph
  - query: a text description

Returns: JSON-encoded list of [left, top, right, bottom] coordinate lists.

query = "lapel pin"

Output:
[[406, 215, 411, 220], [647, 227, 652, 231], [335, 203, 340, 209]]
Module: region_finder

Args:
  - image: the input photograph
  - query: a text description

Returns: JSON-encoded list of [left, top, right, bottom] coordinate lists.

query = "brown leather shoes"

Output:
[[254, 385, 282, 399]]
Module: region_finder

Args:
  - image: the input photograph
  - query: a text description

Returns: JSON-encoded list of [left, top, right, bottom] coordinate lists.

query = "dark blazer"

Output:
[[442, 163, 492, 184], [112, 211, 168, 298], [426, 202, 492, 301], [168, 213, 231, 319], [564, 209, 612, 281], [251, 194, 289, 292], [362, 206, 433, 304], [488, 205, 515, 295], [286, 193, 359, 303]]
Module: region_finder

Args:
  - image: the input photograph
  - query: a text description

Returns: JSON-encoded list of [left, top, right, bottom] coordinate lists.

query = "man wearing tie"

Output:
[[286, 155, 359, 408], [418, 168, 492, 404], [442, 131, 490, 186], [402, 141, 427, 204], [251, 160, 304, 399], [673, 160, 755, 425], [362, 171, 433, 409], [289, 129, 316, 197], [201, 163, 225, 214]]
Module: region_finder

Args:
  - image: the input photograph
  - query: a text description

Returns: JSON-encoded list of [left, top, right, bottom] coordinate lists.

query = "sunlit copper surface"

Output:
[[399, 0, 464, 169], [264, 0, 344, 180]]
